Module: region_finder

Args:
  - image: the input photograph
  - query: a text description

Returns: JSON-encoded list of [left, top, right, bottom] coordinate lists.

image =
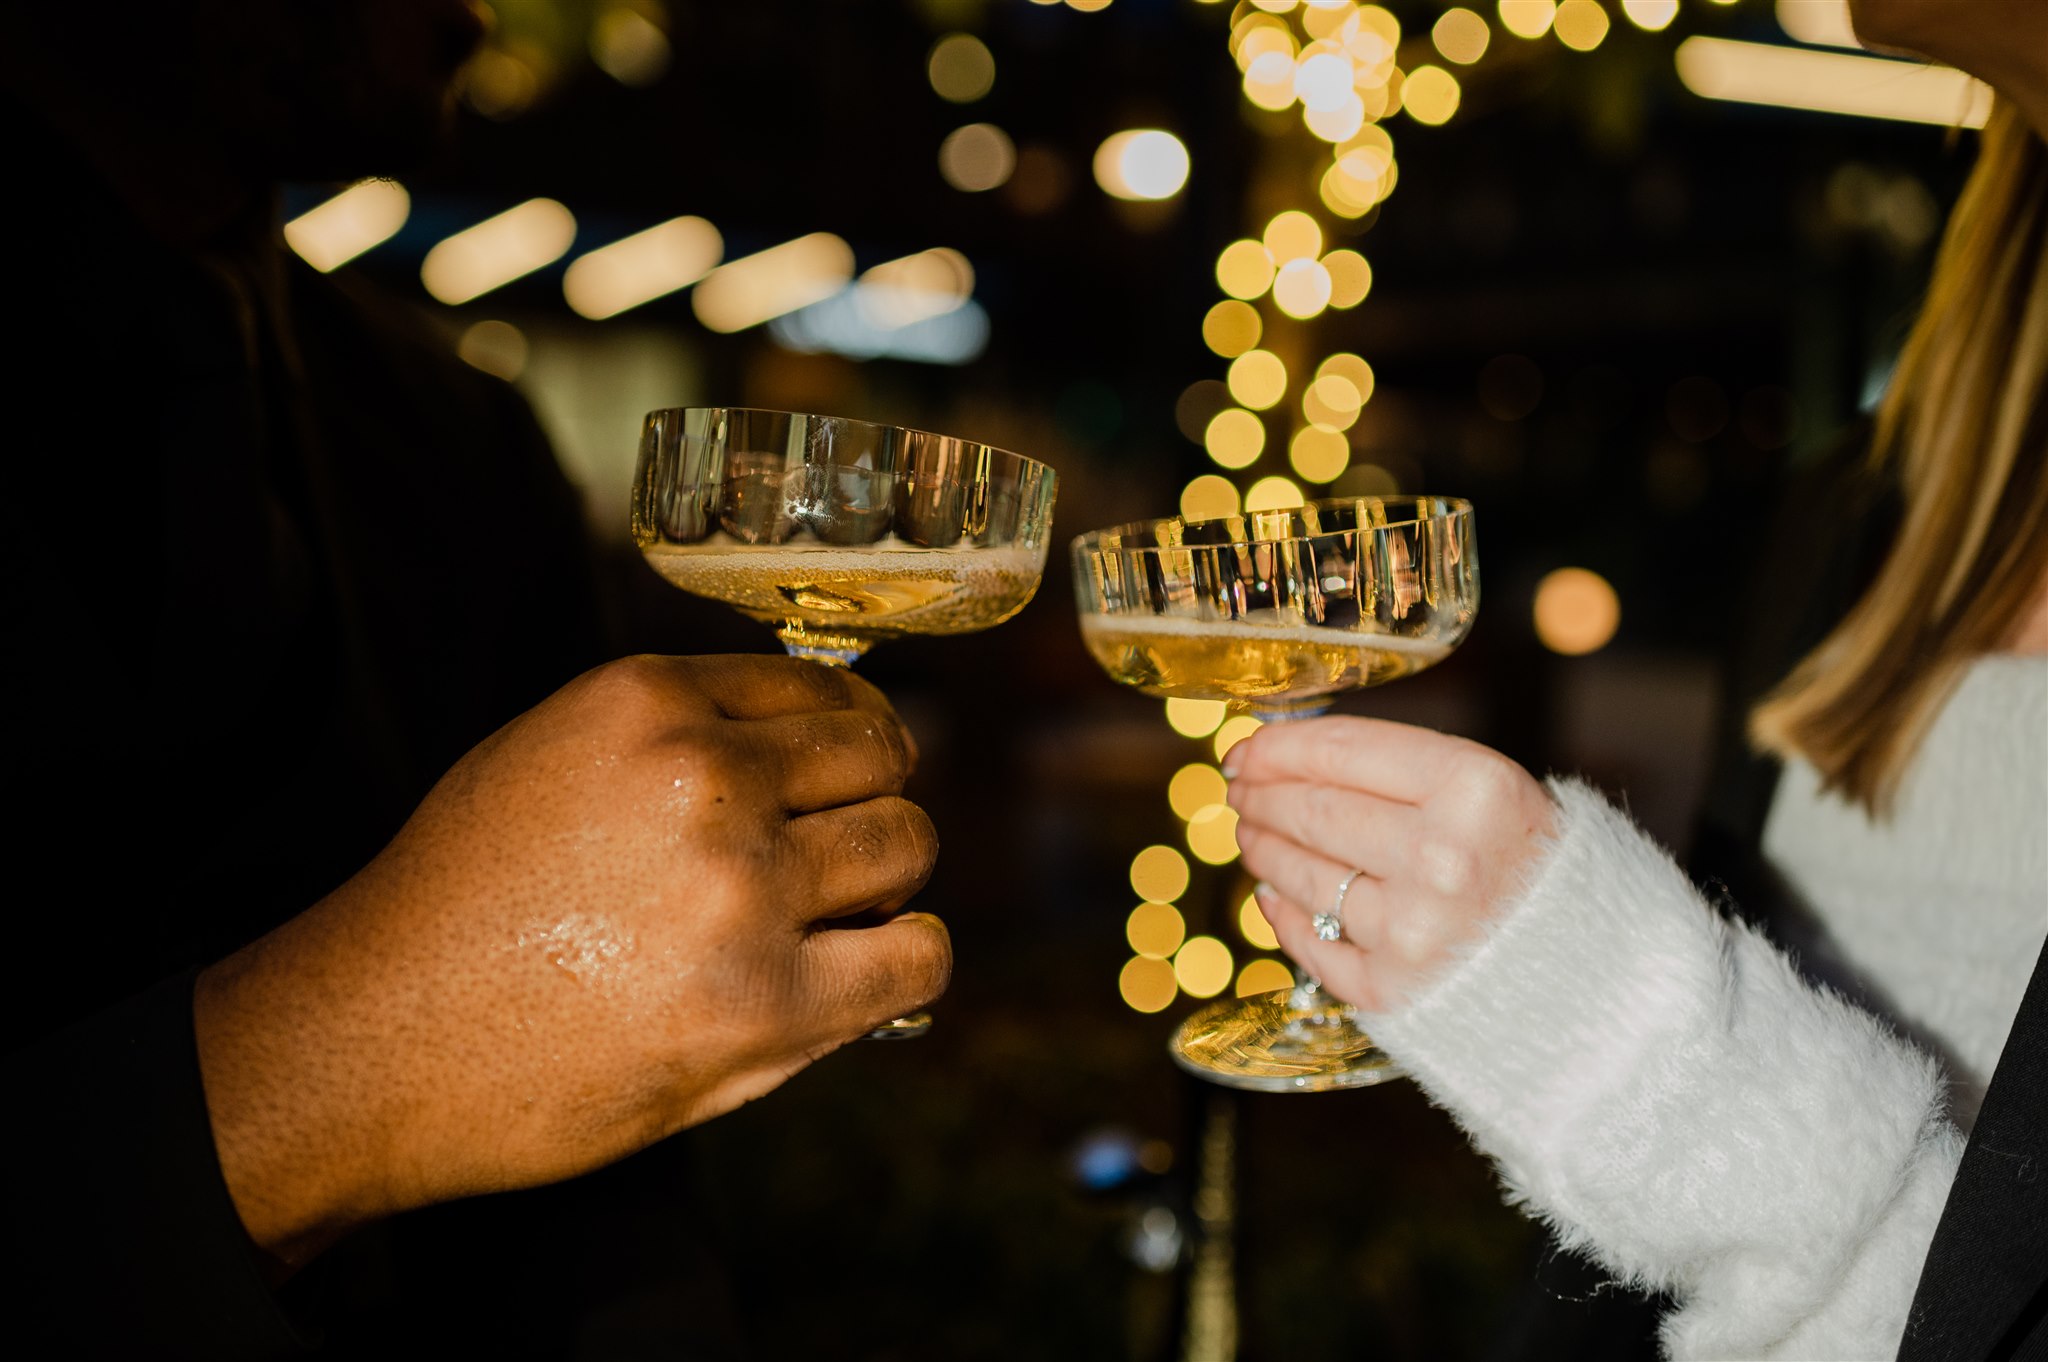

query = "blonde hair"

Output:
[[1750, 100, 2048, 814]]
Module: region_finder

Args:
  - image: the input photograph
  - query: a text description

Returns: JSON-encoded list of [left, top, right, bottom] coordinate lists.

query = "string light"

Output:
[[927, 33, 996, 102], [1432, 7, 1491, 64], [1130, 845, 1193, 903], [1128, 902, 1188, 958], [1173, 937, 1236, 998], [1236, 958, 1295, 997], [1204, 408, 1267, 469], [1202, 300, 1264, 356], [1244, 474, 1307, 512], [1497, 0, 1557, 40], [1402, 65, 1462, 125], [1095, 129, 1192, 200], [1166, 697, 1229, 738], [1168, 764, 1231, 820], [1553, 0, 1612, 52], [1181, 473, 1243, 521], [1238, 893, 1281, 950], [284, 180, 411, 273], [1620, 0, 1678, 32], [1213, 715, 1262, 763], [1216, 240, 1277, 299], [1323, 250, 1372, 307], [421, 199, 577, 305], [1225, 350, 1288, 410], [1533, 567, 1622, 655]]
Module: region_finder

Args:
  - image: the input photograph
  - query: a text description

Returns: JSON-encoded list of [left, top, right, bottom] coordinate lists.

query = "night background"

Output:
[[285, 0, 1979, 1355]]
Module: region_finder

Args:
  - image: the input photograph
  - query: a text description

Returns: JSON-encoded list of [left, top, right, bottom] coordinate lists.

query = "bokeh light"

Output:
[[1323, 249, 1372, 307], [1203, 300, 1263, 357], [1094, 129, 1192, 200], [1166, 697, 1229, 738], [1185, 804, 1242, 865], [456, 320, 528, 381], [1236, 958, 1295, 996], [938, 123, 1016, 192], [1294, 51, 1356, 112], [1168, 763, 1230, 820], [1263, 210, 1323, 264], [927, 33, 996, 103], [1180, 474, 1242, 521], [1204, 408, 1266, 469], [1304, 375, 1364, 428], [1403, 65, 1462, 125], [1174, 937, 1236, 999], [1318, 353, 1377, 406], [1304, 95, 1368, 143], [590, 6, 672, 87], [1553, 0, 1611, 51], [1120, 956, 1178, 1013], [1621, 0, 1678, 31], [1272, 258, 1334, 319], [284, 180, 411, 273], [1130, 844, 1193, 903], [1226, 350, 1288, 410], [691, 233, 853, 332], [1244, 475, 1307, 513], [421, 198, 577, 305], [563, 215, 722, 319], [1127, 901, 1188, 958], [1216, 239, 1277, 299], [1498, 0, 1558, 39], [1432, 7, 1491, 64], [1533, 567, 1622, 656], [1238, 892, 1281, 950], [1214, 714, 1263, 763], [1290, 426, 1351, 483]]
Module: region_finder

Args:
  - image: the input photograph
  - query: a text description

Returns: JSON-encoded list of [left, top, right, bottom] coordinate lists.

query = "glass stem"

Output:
[[1247, 699, 1336, 1016]]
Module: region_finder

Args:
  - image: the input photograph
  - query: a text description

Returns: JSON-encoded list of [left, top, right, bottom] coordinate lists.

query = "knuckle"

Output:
[[1417, 839, 1477, 897], [781, 659, 854, 712], [578, 654, 681, 721]]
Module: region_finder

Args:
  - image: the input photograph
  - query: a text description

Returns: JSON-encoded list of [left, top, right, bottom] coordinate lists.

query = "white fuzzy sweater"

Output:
[[1365, 656, 2048, 1359]]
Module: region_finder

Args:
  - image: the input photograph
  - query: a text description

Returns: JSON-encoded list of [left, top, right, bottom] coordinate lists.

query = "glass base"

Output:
[[865, 1011, 932, 1040], [1170, 990, 1405, 1093]]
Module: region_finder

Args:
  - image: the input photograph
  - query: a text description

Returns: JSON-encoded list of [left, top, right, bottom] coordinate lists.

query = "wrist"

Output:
[[192, 922, 388, 1276]]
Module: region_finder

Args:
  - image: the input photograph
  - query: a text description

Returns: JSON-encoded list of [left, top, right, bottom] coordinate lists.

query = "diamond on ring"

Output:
[[1317, 869, 1367, 943]]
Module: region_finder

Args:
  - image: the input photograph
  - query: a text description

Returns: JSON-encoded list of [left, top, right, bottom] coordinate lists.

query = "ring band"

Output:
[[1313, 869, 1367, 943]]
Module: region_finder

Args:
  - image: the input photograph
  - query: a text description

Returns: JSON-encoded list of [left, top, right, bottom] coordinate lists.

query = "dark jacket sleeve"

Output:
[[2, 972, 310, 1359]]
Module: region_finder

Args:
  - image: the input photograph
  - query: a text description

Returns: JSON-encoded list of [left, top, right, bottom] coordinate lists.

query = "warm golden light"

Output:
[[1180, 474, 1243, 522], [456, 320, 528, 381], [1216, 239, 1277, 300], [1294, 51, 1357, 112], [1204, 408, 1267, 469], [1289, 426, 1351, 483], [1130, 844, 1193, 903], [1303, 375, 1363, 430], [1167, 696, 1229, 739], [1304, 95, 1368, 143], [1233, 20, 1297, 70], [1236, 957, 1295, 997], [928, 32, 996, 102], [1203, 299, 1264, 357], [1552, 0, 1610, 51], [1272, 258, 1334, 319], [855, 247, 975, 328], [1174, 936, 1236, 999], [690, 233, 854, 333], [1251, 0, 1302, 12], [1243, 51, 1300, 111], [421, 199, 576, 305], [1533, 567, 1622, 656], [284, 179, 411, 273], [590, 6, 672, 87], [1498, 0, 1557, 40], [1120, 955, 1179, 1013], [1214, 714, 1263, 763], [1094, 129, 1192, 200], [1620, 0, 1678, 32], [1127, 901, 1188, 959], [939, 122, 1017, 191], [1323, 249, 1372, 308], [1186, 804, 1242, 865], [1226, 350, 1288, 410], [1302, 0, 1358, 41], [1169, 763, 1231, 820], [1244, 474, 1306, 513], [1432, 7, 1491, 64], [1675, 37, 1993, 128], [562, 215, 722, 320], [1775, 0, 1857, 48], [1262, 210, 1323, 265], [1317, 353, 1377, 406], [1403, 65, 1462, 125], [1238, 893, 1281, 951]]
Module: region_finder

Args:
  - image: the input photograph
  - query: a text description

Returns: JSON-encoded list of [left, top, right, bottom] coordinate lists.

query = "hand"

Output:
[[194, 654, 948, 1271], [1224, 717, 1554, 1013]]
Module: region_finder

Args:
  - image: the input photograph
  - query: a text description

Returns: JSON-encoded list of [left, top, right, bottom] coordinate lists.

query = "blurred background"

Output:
[[285, 0, 1983, 1355]]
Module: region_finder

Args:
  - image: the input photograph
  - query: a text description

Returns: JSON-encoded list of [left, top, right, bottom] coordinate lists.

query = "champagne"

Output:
[[644, 542, 1045, 646], [1079, 611, 1448, 704]]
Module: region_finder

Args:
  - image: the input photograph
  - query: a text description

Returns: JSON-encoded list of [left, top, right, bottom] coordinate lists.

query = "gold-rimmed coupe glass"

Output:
[[633, 407, 1058, 1037], [1072, 496, 1477, 1091]]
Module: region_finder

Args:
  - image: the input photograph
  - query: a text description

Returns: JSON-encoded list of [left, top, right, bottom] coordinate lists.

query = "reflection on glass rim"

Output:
[[643, 406, 1054, 477], [1072, 495, 1473, 555]]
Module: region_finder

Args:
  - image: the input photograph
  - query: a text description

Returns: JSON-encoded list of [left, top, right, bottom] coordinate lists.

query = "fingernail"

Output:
[[1254, 880, 1274, 901], [1221, 749, 1244, 781]]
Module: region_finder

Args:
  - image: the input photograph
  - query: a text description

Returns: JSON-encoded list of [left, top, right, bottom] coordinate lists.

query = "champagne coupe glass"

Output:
[[632, 407, 1058, 1038], [1072, 496, 1477, 1091]]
